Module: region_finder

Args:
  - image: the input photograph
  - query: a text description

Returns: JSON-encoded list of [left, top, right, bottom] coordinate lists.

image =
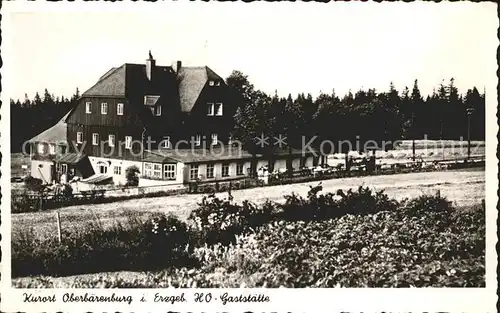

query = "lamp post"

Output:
[[411, 112, 416, 162], [466, 108, 474, 160]]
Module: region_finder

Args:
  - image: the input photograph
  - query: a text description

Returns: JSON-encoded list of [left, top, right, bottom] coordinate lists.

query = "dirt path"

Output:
[[12, 168, 485, 241]]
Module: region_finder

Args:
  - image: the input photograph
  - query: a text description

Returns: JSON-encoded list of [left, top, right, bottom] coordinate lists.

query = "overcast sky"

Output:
[[4, 1, 497, 101]]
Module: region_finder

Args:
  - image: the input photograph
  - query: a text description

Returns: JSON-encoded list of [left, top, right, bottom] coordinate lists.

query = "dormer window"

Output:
[[49, 144, 56, 155], [161, 136, 171, 149], [215, 103, 223, 116], [215, 81, 221, 86], [155, 105, 162, 116], [85, 102, 92, 114], [209, 81, 215, 86], [207, 103, 214, 116], [117, 103, 124, 115], [101, 102, 108, 115]]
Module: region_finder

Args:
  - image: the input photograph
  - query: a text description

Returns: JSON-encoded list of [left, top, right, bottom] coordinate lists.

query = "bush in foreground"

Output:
[[12, 212, 196, 277], [12, 186, 485, 288]]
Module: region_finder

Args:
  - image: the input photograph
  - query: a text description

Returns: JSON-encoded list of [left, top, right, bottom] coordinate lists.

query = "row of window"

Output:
[[86, 102, 124, 115], [76, 132, 225, 148], [207, 103, 223, 116], [77, 132, 133, 149], [144, 163, 176, 180], [190, 163, 244, 180], [86, 101, 223, 118]]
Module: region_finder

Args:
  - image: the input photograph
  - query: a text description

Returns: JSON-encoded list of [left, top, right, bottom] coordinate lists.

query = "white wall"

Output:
[[139, 177, 183, 187], [30, 160, 53, 183], [88, 156, 143, 186]]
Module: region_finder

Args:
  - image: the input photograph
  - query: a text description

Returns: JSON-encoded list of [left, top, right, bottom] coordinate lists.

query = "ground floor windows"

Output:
[[236, 163, 244, 175], [222, 163, 230, 177], [190, 164, 199, 180], [206, 163, 215, 178], [164, 164, 176, 180], [144, 162, 162, 179]]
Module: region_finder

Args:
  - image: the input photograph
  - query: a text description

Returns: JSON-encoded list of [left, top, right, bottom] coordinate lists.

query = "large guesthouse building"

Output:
[[28, 52, 314, 187]]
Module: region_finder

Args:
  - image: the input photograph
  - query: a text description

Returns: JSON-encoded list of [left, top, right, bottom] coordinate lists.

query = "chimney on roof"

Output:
[[146, 50, 156, 81], [172, 60, 182, 73]]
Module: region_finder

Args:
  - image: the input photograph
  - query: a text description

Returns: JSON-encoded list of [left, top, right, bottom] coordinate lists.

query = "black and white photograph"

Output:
[[0, 1, 497, 312]]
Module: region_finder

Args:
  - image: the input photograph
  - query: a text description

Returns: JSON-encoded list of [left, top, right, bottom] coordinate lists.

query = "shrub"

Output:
[[279, 184, 398, 221], [125, 165, 140, 187], [24, 175, 44, 192], [11, 212, 196, 277], [400, 193, 454, 230]]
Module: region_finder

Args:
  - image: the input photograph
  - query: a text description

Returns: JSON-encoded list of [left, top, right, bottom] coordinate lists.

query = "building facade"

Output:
[[28, 52, 316, 187]]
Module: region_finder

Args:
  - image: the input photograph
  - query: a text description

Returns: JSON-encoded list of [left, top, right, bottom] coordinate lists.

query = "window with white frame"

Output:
[[101, 102, 108, 115], [114, 166, 121, 175], [222, 163, 230, 177], [215, 81, 221, 86], [77, 132, 83, 144], [125, 136, 132, 149], [92, 133, 99, 146], [155, 105, 162, 116], [215, 103, 223, 116], [207, 102, 214, 116], [236, 163, 244, 176], [117, 103, 124, 115], [108, 134, 115, 147], [209, 81, 215, 86], [190, 164, 199, 180], [37, 143, 44, 154], [153, 163, 162, 178], [144, 163, 162, 179], [164, 164, 176, 180], [144, 163, 153, 177], [85, 102, 92, 114], [194, 134, 201, 146], [49, 144, 56, 155], [211, 133, 218, 146], [160, 136, 171, 149], [206, 164, 215, 178]]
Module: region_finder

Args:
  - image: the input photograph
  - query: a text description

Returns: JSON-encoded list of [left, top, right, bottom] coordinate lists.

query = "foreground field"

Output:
[[13, 183, 485, 288], [12, 168, 485, 242]]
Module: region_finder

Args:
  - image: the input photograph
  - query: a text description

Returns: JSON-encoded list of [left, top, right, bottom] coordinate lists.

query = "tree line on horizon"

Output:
[[226, 71, 485, 156], [10, 88, 80, 152], [10, 73, 485, 154]]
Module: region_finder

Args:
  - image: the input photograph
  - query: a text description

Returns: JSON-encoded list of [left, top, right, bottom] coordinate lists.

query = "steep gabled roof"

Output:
[[82, 62, 224, 113], [28, 110, 72, 144], [82, 65, 127, 97], [177, 66, 224, 112]]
